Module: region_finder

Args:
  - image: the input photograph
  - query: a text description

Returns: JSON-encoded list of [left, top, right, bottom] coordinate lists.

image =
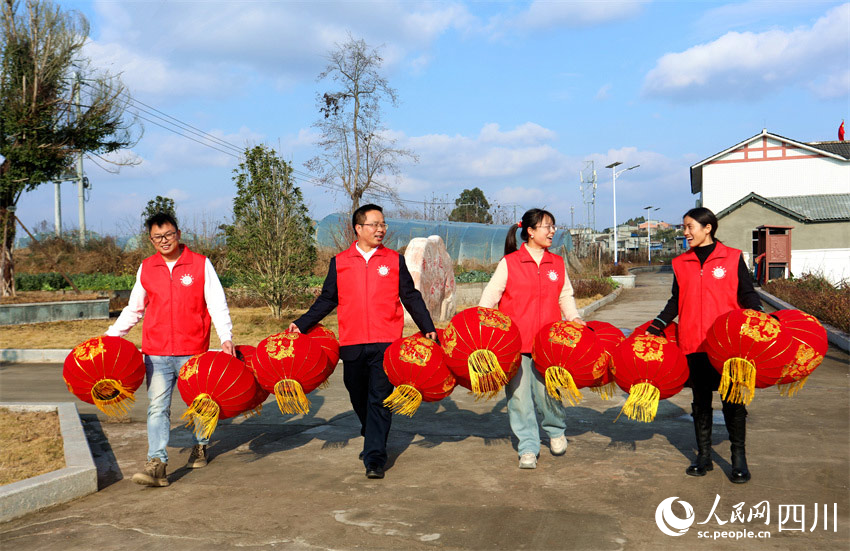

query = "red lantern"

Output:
[[704, 309, 795, 405], [304, 324, 340, 379], [632, 320, 679, 345], [177, 351, 260, 439], [63, 336, 144, 417], [531, 321, 605, 405], [611, 334, 689, 422], [585, 321, 626, 399], [383, 335, 456, 416], [235, 345, 270, 415], [772, 309, 828, 396], [253, 332, 326, 414], [441, 307, 522, 398]]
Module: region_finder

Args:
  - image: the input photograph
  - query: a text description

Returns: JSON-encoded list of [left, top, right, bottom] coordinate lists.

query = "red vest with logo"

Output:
[[672, 241, 742, 355], [498, 244, 566, 353], [140, 245, 210, 356], [335, 243, 403, 346]]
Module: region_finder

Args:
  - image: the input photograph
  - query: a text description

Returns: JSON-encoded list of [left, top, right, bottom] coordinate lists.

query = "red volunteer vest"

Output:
[[672, 241, 742, 355], [140, 245, 211, 356], [498, 244, 566, 353], [335, 243, 403, 346]]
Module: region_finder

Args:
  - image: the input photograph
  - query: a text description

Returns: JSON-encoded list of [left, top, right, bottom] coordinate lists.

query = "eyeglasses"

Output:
[[150, 230, 177, 243], [360, 222, 388, 230], [535, 225, 558, 233]]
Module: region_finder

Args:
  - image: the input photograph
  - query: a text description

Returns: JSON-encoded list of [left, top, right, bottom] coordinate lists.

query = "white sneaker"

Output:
[[519, 452, 537, 469], [550, 435, 568, 456]]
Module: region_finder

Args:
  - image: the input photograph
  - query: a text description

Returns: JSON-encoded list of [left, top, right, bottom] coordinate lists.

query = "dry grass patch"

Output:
[[0, 408, 65, 485], [0, 291, 103, 305], [0, 294, 609, 350]]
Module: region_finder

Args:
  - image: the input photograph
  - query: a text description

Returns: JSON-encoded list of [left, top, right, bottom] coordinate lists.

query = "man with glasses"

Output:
[[289, 204, 436, 479], [107, 212, 234, 487]]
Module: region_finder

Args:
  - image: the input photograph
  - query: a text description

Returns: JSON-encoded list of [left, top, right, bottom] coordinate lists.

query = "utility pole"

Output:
[[54, 181, 62, 236], [74, 72, 86, 246]]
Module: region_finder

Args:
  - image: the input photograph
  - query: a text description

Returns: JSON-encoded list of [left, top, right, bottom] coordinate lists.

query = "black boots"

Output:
[[686, 403, 714, 476], [723, 402, 751, 483]]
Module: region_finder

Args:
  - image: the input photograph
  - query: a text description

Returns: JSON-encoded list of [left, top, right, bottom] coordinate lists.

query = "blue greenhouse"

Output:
[[315, 213, 573, 265]]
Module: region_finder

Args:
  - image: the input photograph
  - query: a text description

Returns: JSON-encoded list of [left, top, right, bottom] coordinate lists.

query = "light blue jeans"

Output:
[[505, 354, 566, 457], [144, 355, 208, 463]]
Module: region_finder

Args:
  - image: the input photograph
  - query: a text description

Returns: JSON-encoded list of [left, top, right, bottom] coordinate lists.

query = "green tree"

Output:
[[225, 145, 316, 318], [141, 196, 176, 227], [449, 187, 493, 224], [0, 0, 137, 296], [306, 34, 416, 214]]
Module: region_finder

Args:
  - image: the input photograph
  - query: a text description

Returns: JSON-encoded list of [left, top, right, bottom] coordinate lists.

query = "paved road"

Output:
[[1, 271, 848, 550]]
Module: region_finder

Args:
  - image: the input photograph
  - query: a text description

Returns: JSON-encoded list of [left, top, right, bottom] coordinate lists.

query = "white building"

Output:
[[690, 129, 850, 283]]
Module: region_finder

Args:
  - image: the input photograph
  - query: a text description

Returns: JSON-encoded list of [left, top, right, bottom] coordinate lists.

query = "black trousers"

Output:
[[688, 352, 747, 416], [340, 342, 393, 467]]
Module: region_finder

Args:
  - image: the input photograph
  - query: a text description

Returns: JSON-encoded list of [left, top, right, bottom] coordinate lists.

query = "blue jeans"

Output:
[[505, 354, 566, 457], [144, 355, 208, 463]]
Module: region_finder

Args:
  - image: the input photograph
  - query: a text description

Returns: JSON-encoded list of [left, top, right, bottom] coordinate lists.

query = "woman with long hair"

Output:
[[479, 208, 583, 469], [647, 207, 762, 483]]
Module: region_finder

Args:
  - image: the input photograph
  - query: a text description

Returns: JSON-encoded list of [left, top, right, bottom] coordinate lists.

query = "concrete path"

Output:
[[1, 271, 848, 550]]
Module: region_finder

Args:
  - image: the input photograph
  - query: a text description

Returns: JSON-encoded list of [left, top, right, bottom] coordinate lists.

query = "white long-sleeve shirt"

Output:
[[478, 246, 581, 321], [106, 258, 233, 344]]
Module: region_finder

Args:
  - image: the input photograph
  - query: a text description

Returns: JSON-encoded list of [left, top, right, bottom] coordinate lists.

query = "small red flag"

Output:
[[840, 120, 845, 141]]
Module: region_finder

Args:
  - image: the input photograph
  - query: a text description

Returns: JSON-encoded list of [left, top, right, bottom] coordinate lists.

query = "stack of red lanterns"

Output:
[[63, 336, 145, 417], [532, 320, 605, 405], [585, 321, 626, 399], [177, 351, 262, 439], [611, 333, 689, 422], [383, 335, 455, 416], [704, 309, 795, 405], [440, 307, 522, 398], [771, 309, 828, 396], [253, 332, 327, 415]]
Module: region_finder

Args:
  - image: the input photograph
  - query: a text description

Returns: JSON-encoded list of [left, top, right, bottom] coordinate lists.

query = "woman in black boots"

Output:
[[647, 208, 762, 483]]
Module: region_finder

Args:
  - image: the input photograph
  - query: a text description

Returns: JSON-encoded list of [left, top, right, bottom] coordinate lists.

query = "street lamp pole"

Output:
[[606, 162, 639, 265]]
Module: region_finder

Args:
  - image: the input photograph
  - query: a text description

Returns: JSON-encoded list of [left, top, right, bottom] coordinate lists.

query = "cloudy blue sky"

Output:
[[17, 0, 850, 236]]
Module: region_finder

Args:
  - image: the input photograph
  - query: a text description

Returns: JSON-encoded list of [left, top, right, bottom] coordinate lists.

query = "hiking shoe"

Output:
[[187, 445, 208, 468], [550, 435, 568, 456], [132, 458, 169, 487], [519, 452, 538, 469]]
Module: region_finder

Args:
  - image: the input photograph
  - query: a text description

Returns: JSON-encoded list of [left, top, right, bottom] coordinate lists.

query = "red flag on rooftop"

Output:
[[840, 120, 845, 141]]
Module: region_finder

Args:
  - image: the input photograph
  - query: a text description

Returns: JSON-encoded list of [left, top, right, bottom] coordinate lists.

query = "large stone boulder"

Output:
[[403, 235, 456, 323]]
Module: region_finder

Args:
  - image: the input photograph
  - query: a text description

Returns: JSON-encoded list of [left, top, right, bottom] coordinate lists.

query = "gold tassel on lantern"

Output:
[[383, 384, 423, 417], [543, 366, 583, 406], [618, 382, 661, 423], [180, 393, 221, 440], [240, 405, 263, 419], [274, 379, 310, 415], [589, 382, 616, 400], [718, 357, 756, 405], [777, 376, 809, 397], [467, 349, 508, 397], [91, 379, 136, 417]]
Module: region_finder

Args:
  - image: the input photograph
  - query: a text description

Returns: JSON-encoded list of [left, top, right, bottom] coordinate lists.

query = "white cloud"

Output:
[[89, 1, 476, 97], [82, 40, 224, 97], [478, 122, 557, 145], [514, 1, 648, 30], [595, 84, 612, 101], [643, 3, 850, 100], [811, 69, 850, 100]]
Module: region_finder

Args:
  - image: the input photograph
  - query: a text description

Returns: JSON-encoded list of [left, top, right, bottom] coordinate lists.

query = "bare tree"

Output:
[[306, 34, 416, 214]]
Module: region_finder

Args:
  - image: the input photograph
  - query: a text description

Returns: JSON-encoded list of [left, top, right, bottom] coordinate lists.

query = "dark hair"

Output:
[[145, 212, 179, 233], [683, 207, 718, 239], [504, 208, 555, 257], [352, 203, 383, 229]]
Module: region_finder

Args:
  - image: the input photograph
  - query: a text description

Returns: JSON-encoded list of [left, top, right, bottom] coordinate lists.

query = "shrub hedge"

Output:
[[763, 274, 849, 332]]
